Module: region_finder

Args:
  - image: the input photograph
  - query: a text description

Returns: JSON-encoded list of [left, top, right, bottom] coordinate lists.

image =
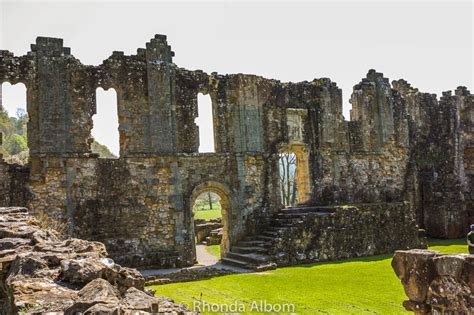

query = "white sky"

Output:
[[1, 0, 473, 155]]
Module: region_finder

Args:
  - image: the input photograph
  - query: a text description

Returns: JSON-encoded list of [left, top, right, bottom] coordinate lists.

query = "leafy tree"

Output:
[[6, 134, 27, 155], [0, 106, 116, 164]]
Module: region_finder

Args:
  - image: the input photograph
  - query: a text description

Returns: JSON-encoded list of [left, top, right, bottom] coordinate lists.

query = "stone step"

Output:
[[233, 243, 267, 249], [267, 226, 290, 232], [243, 234, 275, 242], [273, 213, 330, 223], [236, 240, 271, 247], [273, 217, 304, 224], [281, 206, 337, 214], [226, 252, 271, 265], [221, 257, 252, 269], [273, 222, 294, 228], [232, 246, 268, 254], [255, 235, 275, 241], [262, 231, 279, 237], [275, 213, 304, 218], [254, 262, 277, 272]]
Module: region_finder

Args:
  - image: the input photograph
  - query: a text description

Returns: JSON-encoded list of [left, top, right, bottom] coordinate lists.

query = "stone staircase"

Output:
[[222, 205, 336, 270]]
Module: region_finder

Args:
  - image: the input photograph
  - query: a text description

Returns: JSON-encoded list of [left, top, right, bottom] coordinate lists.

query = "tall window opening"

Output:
[[0, 82, 28, 165], [91, 88, 119, 158], [196, 93, 215, 152], [279, 152, 298, 207]]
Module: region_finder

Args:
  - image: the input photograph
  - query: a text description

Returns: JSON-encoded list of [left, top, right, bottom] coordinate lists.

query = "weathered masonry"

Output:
[[0, 35, 472, 268]]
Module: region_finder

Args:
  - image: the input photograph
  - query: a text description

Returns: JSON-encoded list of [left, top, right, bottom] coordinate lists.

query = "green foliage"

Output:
[[0, 107, 29, 163], [0, 106, 116, 163], [194, 209, 222, 221], [193, 193, 222, 221], [150, 239, 467, 314], [91, 139, 117, 158], [6, 133, 27, 155]]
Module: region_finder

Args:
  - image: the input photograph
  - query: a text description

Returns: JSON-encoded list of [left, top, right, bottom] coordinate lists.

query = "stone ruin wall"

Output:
[[270, 203, 424, 265], [0, 35, 472, 268], [0, 137, 29, 208]]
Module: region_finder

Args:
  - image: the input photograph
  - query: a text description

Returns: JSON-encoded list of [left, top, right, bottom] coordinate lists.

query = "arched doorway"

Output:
[[190, 181, 230, 262]]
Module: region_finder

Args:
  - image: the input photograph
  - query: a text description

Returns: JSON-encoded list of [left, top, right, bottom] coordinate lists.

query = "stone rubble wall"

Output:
[[0, 207, 192, 314], [27, 154, 267, 268], [269, 203, 424, 265], [194, 219, 222, 244], [393, 82, 474, 238], [392, 249, 473, 314], [0, 157, 29, 209]]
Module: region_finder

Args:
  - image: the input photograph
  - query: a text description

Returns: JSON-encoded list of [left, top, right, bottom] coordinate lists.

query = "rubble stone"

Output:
[[0, 207, 192, 314], [392, 249, 474, 314]]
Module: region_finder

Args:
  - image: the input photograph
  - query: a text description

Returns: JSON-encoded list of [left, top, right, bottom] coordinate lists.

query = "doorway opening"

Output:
[[193, 191, 222, 262], [278, 145, 311, 207], [191, 182, 230, 265]]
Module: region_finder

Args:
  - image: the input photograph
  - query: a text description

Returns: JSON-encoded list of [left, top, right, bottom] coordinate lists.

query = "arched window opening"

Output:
[[0, 82, 28, 165], [91, 88, 119, 158], [1, 82, 27, 117], [195, 93, 215, 153], [192, 190, 224, 263], [279, 152, 298, 207]]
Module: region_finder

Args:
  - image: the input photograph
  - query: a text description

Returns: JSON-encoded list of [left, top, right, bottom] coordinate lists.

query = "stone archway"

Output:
[[190, 181, 231, 259]]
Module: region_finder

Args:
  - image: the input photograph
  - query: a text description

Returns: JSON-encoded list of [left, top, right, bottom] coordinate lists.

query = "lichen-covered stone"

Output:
[[392, 249, 474, 314], [0, 207, 192, 314]]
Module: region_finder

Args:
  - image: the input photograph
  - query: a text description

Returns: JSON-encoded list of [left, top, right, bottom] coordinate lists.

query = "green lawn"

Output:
[[194, 209, 222, 221], [152, 239, 468, 314], [194, 202, 222, 211], [206, 245, 221, 260], [426, 238, 467, 254]]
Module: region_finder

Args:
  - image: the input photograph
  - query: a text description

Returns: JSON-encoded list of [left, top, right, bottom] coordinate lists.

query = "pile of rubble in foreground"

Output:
[[0, 207, 193, 314], [392, 249, 473, 314]]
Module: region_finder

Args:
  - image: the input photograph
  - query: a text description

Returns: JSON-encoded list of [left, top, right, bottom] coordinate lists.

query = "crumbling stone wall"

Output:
[[270, 203, 423, 265], [392, 81, 474, 238], [27, 154, 266, 267], [0, 35, 472, 267], [0, 134, 29, 208]]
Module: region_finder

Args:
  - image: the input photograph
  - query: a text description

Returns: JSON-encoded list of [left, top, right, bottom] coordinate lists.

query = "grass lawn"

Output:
[[206, 245, 221, 260], [151, 239, 468, 314], [194, 209, 222, 221], [426, 238, 467, 254]]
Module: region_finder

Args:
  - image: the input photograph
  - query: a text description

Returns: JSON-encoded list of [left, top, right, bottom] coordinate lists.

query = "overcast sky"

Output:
[[1, 0, 472, 155]]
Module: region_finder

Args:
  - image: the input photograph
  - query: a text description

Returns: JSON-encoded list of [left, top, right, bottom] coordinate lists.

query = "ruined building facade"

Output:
[[0, 36, 472, 268]]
